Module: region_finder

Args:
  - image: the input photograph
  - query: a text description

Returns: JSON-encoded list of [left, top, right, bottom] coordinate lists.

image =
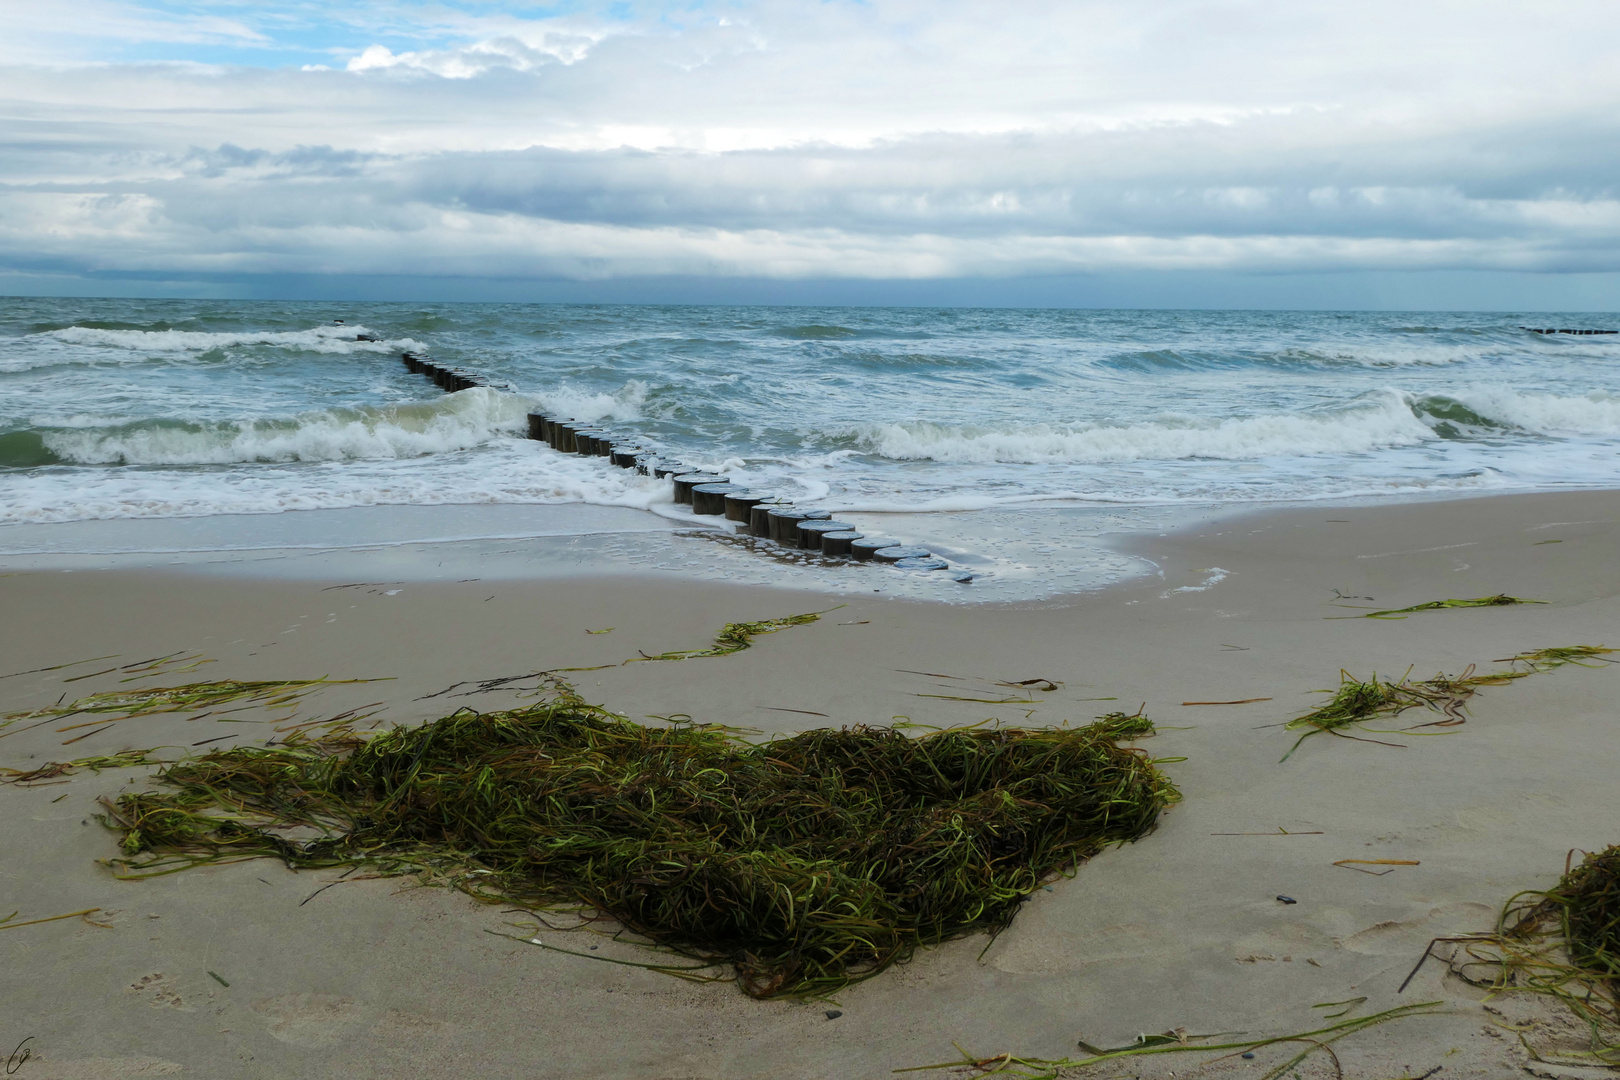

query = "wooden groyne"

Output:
[[399, 351, 973, 583], [1520, 327, 1618, 335]]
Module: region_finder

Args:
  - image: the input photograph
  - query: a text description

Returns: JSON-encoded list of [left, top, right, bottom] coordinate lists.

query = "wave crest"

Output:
[[32, 388, 529, 466], [534, 380, 650, 423], [25, 323, 422, 357], [846, 387, 1620, 465], [847, 392, 1431, 464]]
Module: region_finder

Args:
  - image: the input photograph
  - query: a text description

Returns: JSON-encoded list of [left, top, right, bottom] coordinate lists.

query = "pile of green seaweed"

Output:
[[1555, 841, 1620, 990], [1559, 846, 1620, 988], [104, 689, 1179, 997], [1429, 845, 1620, 1065]]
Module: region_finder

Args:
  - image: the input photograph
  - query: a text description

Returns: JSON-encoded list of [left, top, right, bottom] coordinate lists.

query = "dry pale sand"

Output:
[[4, 491, 1620, 1080]]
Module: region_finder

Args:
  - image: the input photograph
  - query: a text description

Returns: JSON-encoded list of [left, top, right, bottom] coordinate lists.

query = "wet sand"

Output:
[[4, 490, 1619, 1079]]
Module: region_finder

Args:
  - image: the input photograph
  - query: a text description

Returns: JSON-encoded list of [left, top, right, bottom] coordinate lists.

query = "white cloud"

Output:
[[0, 0, 1617, 284], [344, 27, 605, 77]]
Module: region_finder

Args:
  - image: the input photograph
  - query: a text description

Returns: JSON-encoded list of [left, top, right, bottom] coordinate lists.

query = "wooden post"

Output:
[[765, 506, 805, 542], [792, 511, 832, 547], [893, 557, 950, 571], [872, 545, 931, 563], [749, 500, 784, 536], [820, 530, 863, 556], [673, 473, 725, 504], [798, 519, 853, 550], [691, 483, 733, 515], [724, 491, 765, 522], [850, 538, 900, 561]]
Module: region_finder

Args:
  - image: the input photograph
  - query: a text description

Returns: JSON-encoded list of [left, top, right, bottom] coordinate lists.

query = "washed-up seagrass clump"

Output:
[[1558, 846, 1620, 990], [1434, 846, 1620, 1065], [1280, 645, 1615, 761], [103, 689, 1178, 998]]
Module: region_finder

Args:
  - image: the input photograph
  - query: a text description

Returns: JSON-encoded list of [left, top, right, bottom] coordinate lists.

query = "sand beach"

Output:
[[3, 489, 1618, 1079]]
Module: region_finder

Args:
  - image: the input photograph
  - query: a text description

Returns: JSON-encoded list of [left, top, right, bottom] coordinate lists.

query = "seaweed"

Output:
[[1279, 645, 1613, 762], [1, 749, 168, 785], [898, 999, 1446, 1079], [1500, 645, 1617, 671], [1279, 668, 1489, 761], [420, 611, 835, 700], [631, 609, 830, 661], [0, 908, 105, 933], [1558, 848, 1620, 989], [0, 678, 388, 744], [1346, 594, 1543, 620], [98, 686, 1178, 999], [1406, 847, 1620, 1067]]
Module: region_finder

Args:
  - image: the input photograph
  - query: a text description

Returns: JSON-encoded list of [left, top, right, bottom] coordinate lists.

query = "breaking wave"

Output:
[[844, 388, 1620, 465], [0, 440, 673, 525], [2, 324, 422, 371], [10, 388, 528, 467]]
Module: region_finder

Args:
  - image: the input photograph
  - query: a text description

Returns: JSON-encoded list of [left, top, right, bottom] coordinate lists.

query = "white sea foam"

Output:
[[848, 391, 1435, 465], [32, 323, 421, 356], [39, 388, 528, 466], [533, 380, 649, 423], [1166, 567, 1230, 595], [0, 437, 673, 525], [843, 386, 1620, 466]]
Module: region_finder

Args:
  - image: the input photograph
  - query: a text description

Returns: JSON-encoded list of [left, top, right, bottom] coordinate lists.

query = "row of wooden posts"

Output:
[[400, 352, 969, 579]]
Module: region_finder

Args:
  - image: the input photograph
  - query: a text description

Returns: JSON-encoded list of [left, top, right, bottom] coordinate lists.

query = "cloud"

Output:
[[344, 29, 607, 77], [0, 0, 1617, 289]]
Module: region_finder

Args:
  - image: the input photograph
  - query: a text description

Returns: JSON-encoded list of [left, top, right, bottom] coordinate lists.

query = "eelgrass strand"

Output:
[[1433, 846, 1620, 1065], [101, 687, 1178, 998], [1500, 645, 1618, 671], [1346, 594, 1543, 620], [896, 1000, 1447, 1080], [631, 609, 832, 662], [0, 678, 389, 737], [1279, 645, 1613, 762], [1, 748, 170, 784]]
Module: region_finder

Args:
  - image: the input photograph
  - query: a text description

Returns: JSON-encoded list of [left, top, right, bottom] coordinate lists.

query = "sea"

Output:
[[3, 298, 1617, 601]]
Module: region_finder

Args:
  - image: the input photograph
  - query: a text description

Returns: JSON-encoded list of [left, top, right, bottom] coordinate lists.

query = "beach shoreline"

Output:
[[5, 487, 1620, 1078]]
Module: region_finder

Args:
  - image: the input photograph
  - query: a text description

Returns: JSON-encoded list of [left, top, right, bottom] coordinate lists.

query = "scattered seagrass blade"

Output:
[[1279, 645, 1614, 762], [631, 609, 832, 661], [1344, 594, 1544, 620]]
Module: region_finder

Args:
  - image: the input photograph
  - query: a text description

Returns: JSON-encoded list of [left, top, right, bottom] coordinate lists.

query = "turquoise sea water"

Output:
[[2, 298, 1617, 596]]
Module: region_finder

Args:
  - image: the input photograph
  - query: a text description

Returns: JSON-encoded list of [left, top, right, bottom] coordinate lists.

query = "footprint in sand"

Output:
[[1340, 901, 1494, 955], [126, 973, 186, 1011], [251, 993, 362, 1048]]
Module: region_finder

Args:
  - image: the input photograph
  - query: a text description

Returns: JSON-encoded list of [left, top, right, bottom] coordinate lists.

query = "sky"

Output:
[[1, 0, 1618, 308]]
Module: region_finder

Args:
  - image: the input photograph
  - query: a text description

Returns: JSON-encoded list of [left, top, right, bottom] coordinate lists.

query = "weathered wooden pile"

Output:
[[400, 351, 971, 582]]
